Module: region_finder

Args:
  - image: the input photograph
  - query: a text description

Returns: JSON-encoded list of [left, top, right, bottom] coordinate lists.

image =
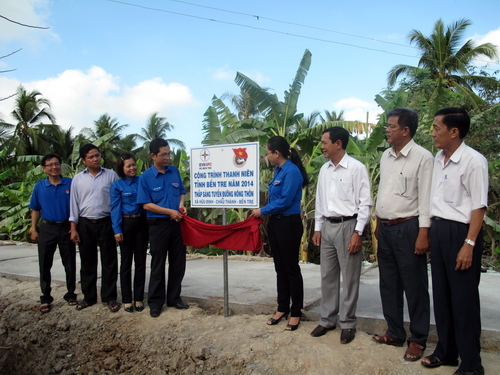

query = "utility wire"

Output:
[[106, 0, 499, 70], [0, 15, 49, 29]]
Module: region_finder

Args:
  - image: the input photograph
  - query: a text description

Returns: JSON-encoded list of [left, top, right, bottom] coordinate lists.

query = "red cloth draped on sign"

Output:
[[180, 215, 263, 252]]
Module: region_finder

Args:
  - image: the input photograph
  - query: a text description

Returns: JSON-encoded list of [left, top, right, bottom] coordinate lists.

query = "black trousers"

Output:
[[77, 217, 118, 303], [430, 219, 483, 372], [38, 221, 77, 304], [119, 216, 149, 303], [267, 214, 304, 317], [377, 217, 430, 346], [147, 219, 186, 310]]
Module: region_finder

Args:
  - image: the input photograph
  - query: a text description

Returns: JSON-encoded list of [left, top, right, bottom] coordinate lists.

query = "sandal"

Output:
[[421, 354, 459, 368], [372, 334, 404, 346], [267, 312, 288, 325], [39, 303, 51, 314], [75, 301, 95, 311], [67, 300, 78, 306], [404, 341, 425, 361], [107, 300, 121, 313]]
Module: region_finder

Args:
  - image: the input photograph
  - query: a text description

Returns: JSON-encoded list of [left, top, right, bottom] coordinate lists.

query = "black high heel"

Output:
[[285, 317, 301, 331], [267, 312, 288, 325]]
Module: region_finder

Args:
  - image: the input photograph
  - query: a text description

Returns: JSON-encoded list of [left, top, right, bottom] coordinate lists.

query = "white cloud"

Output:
[[0, 0, 56, 46], [0, 66, 198, 135], [211, 66, 234, 81], [331, 97, 382, 124], [471, 27, 500, 64]]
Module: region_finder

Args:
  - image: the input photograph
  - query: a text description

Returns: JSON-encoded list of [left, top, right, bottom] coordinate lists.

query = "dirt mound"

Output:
[[0, 275, 499, 374]]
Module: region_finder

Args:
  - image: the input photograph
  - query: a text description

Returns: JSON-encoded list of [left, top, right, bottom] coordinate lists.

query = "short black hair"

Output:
[[323, 126, 349, 150], [41, 154, 62, 166], [434, 107, 470, 139], [79, 143, 99, 159], [387, 107, 419, 138], [115, 153, 136, 178], [150, 138, 169, 154]]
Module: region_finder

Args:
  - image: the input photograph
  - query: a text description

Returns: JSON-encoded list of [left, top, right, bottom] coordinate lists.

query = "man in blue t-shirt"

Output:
[[137, 138, 187, 318], [30, 154, 77, 313]]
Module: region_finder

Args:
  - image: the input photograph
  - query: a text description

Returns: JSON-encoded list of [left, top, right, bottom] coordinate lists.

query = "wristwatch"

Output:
[[355, 230, 363, 236], [464, 238, 475, 246]]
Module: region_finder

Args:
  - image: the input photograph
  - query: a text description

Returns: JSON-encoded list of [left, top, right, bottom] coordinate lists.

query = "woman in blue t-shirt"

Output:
[[251, 136, 309, 331], [110, 154, 149, 313]]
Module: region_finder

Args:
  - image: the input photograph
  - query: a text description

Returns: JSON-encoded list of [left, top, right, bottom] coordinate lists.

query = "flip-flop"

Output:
[[39, 303, 51, 314]]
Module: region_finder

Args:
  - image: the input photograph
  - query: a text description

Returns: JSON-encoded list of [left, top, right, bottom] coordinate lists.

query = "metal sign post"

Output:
[[190, 143, 260, 317]]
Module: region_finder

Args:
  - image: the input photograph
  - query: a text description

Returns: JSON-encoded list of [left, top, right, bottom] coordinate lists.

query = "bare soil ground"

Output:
[[0, 274, 499, 375]]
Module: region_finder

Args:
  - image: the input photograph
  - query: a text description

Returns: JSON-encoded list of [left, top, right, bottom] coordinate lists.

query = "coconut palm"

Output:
[[387, 18, 499, 111], [136, 112, 185, 151], [221, 88, 264, 121], [80, 114, 129, 168], [7, 85, 56, 156], [320, 109, 345, 123]]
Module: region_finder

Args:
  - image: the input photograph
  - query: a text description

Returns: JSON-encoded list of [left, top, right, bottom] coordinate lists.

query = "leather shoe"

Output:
[[150, 308, 161, 318], [310, 324, 336, 337], [453, 369, 485, 375], [340, 328, 356, 344], [170, 301, 189, 310]]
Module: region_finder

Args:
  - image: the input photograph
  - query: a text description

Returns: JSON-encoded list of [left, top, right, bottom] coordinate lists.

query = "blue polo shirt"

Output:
[[260, 159, 303, 216], [110, 176, 145, 235], [29, 176, 72, 222], [136, 165, 186, 218]]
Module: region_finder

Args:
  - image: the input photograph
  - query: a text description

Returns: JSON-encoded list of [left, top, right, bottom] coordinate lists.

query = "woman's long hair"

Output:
[[267, 136, 310, 187]]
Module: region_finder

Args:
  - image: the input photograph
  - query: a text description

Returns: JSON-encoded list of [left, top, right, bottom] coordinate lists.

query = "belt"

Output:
[[380, 216, 417, 226], [146, 217, 176, 225], [80, 216, 110, 224], [271, 214, 300, 219], [325, 214, 357, 223], [122, 214, 144, 218], [42, 219, 69, 227]]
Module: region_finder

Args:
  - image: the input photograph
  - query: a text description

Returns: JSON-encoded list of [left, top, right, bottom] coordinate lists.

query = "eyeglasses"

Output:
[[157, 153, 173, 159], [44, 163, 61, 168]]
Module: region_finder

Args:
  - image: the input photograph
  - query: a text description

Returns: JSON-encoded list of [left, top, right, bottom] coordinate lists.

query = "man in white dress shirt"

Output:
[[421, 108, 488, 375], [310, 127, 372, 344], [373, 107, 433, 362]]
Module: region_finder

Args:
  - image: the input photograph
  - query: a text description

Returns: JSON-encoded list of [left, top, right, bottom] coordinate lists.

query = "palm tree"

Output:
[[136, 112, 185, 152], [387, 18, 499, 111], [221, 88, 264, 120], [320, 109, 345, 123], [8, 85, 56, 156], [81, 114, 128, 167]]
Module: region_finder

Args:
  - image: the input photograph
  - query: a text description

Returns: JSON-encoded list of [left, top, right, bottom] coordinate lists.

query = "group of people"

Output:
[[30, 106, 487, 375], [30, 138, 188, 318], [252, 107, 487, 375]]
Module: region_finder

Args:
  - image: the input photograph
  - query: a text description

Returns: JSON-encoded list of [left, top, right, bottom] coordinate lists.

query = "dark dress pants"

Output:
[[430, 219, 483, 372], [267, 214, 304, 317], [377, 217, 430, 346], [119, 216, 149, 303], [38, 221, 77, 304], [147, 219, 186, 310], [77, 217, 118, 303]]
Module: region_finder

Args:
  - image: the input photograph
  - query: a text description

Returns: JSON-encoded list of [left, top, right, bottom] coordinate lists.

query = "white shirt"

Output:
[[376, 139, 434, 228], [430, 142, 488, 224], [314, 153, 372, 232], [69, 167, 118, 223]]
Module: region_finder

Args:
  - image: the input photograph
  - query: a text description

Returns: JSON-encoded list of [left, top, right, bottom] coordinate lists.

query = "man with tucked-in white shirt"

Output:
[[70, 144, 119, 312], [373, 107, 433, 362], [421, 108, 488, 375], [310, 126, 372, 344]]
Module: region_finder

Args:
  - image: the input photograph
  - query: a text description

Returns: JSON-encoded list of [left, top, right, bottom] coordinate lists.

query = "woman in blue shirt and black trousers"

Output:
[[251, 136, 309, 331], [111, 154, 149, 313]]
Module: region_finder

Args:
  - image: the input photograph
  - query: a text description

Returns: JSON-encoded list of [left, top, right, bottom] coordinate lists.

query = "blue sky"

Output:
[[1, 0, 499, 151]]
